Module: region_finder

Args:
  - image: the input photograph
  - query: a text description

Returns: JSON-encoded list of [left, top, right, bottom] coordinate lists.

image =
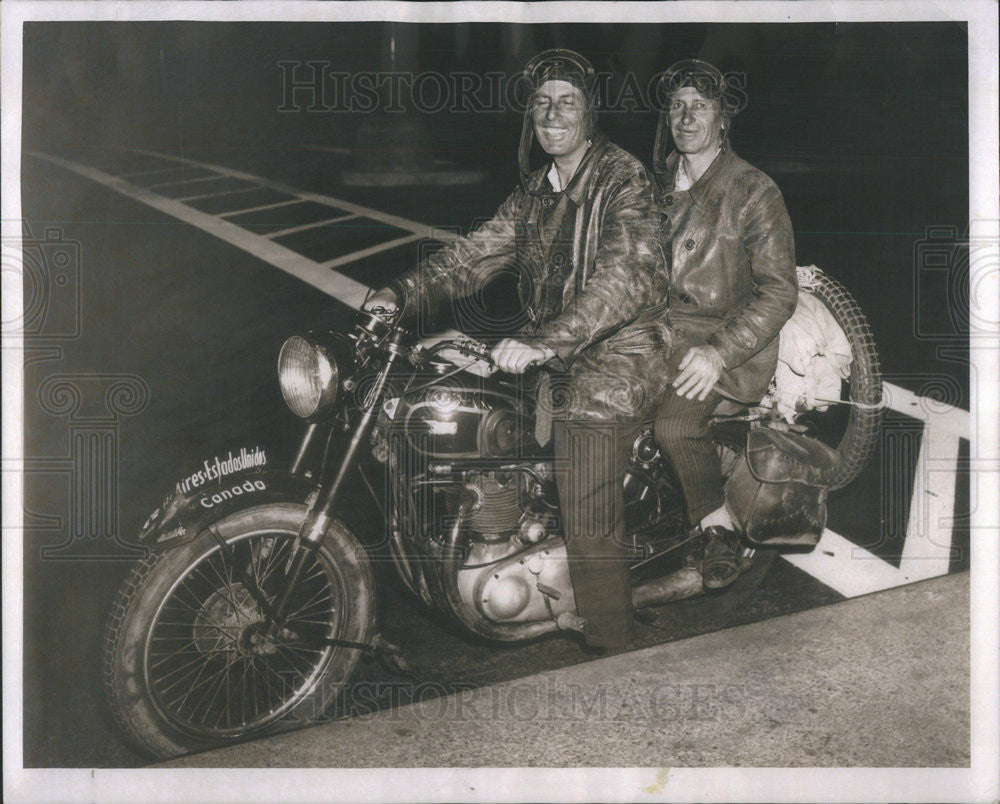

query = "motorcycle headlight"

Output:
[[278, 335, 340, 419]]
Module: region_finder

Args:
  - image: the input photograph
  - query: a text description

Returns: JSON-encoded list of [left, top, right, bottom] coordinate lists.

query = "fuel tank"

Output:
[[389, 370, 543, 461]]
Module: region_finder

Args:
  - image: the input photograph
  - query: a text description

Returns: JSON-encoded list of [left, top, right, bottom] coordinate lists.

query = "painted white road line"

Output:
[[899, 423, 960, 580], [266, 213, 359, 239], [29, 151, 372, 308], [895, 383, 966, 580], [882, 380, 970, 430], [33, 148, 454, 305], [126, 148, 460, 243], [147, 173, 231, 190], [174, 185, 263, 203], [782, 380, 970, 597], [783, 529, 928, 598], [317, 232, 424, 271], [219, 198, 304, 218], [119, 166, 209, 179]]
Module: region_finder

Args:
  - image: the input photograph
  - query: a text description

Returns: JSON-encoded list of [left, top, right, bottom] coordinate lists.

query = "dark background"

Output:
[[20, 21, 970, 767], [25, 22, 968, 164], [23, 20, 971, 386]]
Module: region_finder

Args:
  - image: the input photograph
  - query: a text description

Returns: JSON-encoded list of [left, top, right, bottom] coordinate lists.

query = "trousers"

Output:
[[553, 418, 641, 648], [653, 389, 726, 526]]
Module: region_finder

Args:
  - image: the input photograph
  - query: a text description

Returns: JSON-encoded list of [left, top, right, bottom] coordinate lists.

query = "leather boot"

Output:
[[702, 526, 752, 590]]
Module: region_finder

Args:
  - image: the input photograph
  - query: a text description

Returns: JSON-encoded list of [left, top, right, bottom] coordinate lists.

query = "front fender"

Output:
[[133, 470, 320, 552]]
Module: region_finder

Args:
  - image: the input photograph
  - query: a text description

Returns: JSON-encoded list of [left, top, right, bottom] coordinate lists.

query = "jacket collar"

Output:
[[660, 146, 735, 207], [526, 130, 609, 206]]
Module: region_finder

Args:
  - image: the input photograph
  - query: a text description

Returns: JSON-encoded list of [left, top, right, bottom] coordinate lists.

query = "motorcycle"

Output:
[[103, 265, 882, 759]]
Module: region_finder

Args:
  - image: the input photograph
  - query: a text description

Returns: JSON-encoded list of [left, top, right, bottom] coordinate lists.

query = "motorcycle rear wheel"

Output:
[[103, 503, 375, 760]]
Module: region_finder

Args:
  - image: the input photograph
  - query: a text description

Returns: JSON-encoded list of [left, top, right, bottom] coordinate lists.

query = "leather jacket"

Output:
[[655, 148, 797, 403], [389, 133, 672, 419]]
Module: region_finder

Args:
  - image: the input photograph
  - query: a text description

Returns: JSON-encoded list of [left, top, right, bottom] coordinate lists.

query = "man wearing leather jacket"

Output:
[[651, 59, 798, 588], [364, 49, 671, 650]]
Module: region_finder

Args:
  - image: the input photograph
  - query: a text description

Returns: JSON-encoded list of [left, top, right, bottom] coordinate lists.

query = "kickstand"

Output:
[[296, 630, 415, 678], [368, 634, 415, 678]]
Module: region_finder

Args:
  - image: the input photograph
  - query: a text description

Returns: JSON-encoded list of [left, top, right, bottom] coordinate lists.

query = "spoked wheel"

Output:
[[104, 503, 375, 759]]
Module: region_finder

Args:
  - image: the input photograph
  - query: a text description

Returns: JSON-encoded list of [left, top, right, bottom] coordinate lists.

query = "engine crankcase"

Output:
[[457, 538, 577, 624]]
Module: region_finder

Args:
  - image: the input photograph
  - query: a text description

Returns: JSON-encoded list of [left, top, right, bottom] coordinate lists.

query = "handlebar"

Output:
[[417, 336, 496, 372], [356, 308, 550, 377]]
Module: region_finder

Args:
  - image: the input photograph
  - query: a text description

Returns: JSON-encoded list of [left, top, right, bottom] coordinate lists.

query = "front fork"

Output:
[[269, 329, 406, 628]]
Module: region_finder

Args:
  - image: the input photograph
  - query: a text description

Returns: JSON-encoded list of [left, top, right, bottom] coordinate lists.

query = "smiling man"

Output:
[[651, 59, 798, 589], [364, 49, 671, 651]]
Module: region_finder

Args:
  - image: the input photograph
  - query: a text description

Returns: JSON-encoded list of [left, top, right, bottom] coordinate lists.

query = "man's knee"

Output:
[[654, 400, 711, 452]]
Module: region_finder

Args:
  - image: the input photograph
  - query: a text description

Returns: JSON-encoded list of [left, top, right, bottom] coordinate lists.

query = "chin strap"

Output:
[[518, 112, 535, 186], [652, 107, 671, 177]]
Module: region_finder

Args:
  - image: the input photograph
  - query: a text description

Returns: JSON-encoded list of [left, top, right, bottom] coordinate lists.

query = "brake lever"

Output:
[[449, 337, 496, 370]]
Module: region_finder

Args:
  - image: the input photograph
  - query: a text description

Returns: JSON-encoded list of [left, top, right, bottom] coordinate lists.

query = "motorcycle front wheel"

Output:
[[103, 503, 375, 760]]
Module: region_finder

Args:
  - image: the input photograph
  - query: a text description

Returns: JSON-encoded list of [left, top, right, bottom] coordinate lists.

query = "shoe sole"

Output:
[[702, 559, 753, 590]]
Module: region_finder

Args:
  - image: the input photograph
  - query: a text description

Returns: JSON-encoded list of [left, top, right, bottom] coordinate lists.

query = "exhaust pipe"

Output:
[[631, 567, 703, 608], [558, 567, 704, 635]]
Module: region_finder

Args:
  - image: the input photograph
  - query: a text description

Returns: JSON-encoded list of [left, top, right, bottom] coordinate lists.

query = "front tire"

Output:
[[103, 503, 375, 759]]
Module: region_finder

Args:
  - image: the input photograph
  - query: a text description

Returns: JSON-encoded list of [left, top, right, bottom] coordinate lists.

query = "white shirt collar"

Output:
[[546, 162, 563, 192], [675, 147, 722, 191], [674, 158, 693, 191]]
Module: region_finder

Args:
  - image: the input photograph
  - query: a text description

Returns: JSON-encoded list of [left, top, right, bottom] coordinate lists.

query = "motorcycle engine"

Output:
[[376, 376, 578, 623], [446, 467, 578, 623], [456, 472, 521, 540]]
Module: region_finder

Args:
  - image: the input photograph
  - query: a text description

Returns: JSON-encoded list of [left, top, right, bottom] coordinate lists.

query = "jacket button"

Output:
[[684, 239, 695, 250], [679, 293, 692, 303], [664, 195, 674, 206]]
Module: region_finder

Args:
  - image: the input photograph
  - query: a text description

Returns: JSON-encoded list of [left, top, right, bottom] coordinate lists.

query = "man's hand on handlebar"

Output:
[[363, 288, 399, 315], [491, 338, 555, 374]]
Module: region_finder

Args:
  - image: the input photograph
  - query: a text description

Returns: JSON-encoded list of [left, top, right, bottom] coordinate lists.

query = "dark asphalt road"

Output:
[[20, 146, 969, 768]]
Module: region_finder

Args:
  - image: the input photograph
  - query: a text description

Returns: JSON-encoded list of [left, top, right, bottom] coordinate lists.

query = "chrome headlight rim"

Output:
[[278, 333, 342, 421]]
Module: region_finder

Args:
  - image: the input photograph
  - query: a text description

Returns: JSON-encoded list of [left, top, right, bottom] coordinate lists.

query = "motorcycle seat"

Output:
[[712, 398, 751, 417]]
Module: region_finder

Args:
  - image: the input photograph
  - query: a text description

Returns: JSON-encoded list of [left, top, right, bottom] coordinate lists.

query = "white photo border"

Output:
[[3, 1, 997, 802]]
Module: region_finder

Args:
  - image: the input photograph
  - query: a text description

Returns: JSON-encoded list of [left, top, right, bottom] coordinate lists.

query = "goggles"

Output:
[[657, 58, 742, 116], [522, 48, 598, 100]]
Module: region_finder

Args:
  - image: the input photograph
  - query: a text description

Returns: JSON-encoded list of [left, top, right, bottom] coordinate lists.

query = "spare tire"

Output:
[[795, 266, 883, 490]]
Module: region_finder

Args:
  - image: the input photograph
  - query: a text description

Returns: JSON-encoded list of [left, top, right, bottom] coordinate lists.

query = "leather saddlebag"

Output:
[[724, 428, 842, 549]]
